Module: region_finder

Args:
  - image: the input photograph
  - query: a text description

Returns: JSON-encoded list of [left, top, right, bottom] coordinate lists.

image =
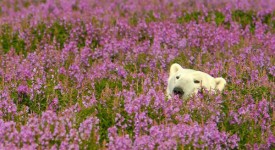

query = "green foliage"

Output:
[[217, 96, 267, 149], [145, 10, 157, 23], [177, 11, 201, 24], [201, 53, 211, 65], [169, 52, 189, 68], [123, 53, 152, 75], [72, 2, 79, 11], [129, 13, 139, 26], [147, 106, 165, 124], [214, 11, 225, 25], [137, 29, 153, 44], [94, 78, 123, 99], [48, 21, 71, 49], [262, 13, 275, 31], [116, 100, 135, 138], [124, 63, 136, 72], [30, 22, 47, 51], [23, 1, 31, 8], [219, 116, 264, 149], [0, 21, 71, 55], [89, 78, 123, 144], [96, 101, 116, 144], [90, 38, 100, 49], [267, 72, 274, 81], [12, 32, 26, 55], [0, 24, 26, 55], [250, 86, 271, 101], [232, 10, 255, 32], [76, 107, 96, 126], [137, 53, 151, 71], [80, 130, 99, 150], [77, 22, 87, 48], [12, 91, 47, 115]]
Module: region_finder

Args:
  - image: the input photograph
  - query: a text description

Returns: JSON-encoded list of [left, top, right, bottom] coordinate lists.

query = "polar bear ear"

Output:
[[170, 63, 183, 76], [214, 77, 226, 91]]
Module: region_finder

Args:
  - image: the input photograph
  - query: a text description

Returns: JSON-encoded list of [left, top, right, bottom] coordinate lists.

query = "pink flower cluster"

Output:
[[0, 106, 99, 149]]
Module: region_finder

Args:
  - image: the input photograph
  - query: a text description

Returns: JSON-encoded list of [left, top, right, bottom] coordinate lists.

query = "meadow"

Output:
[[0, 0, 274, 149]]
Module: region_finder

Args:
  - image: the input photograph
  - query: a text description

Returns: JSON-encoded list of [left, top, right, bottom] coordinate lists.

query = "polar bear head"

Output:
[[167, 63, 226, 99]]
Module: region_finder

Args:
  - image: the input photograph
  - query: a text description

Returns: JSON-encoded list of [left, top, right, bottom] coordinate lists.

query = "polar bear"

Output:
[[167, 63, 226, 99]]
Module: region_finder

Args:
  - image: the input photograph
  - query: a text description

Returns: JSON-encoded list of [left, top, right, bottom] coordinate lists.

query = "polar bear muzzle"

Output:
[[173, 87, 184, 97]]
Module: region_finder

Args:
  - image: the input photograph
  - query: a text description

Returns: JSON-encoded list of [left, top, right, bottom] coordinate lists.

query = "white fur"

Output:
[[167, 63, 226, 99]]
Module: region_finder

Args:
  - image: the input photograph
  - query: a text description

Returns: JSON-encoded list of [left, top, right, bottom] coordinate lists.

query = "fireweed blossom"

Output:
[[0, 0, 274, 149]]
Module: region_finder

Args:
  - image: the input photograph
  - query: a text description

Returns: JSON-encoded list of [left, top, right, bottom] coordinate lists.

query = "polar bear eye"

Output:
[[194, 80, 200, 84]]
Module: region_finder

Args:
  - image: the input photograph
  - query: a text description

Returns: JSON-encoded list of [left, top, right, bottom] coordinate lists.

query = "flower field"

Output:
[[0, 0, 274, 149]]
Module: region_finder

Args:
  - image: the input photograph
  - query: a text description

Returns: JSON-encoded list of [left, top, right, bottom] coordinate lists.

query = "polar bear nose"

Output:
[[173, 87, 184, 96], [176, 76, 180, 79]]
